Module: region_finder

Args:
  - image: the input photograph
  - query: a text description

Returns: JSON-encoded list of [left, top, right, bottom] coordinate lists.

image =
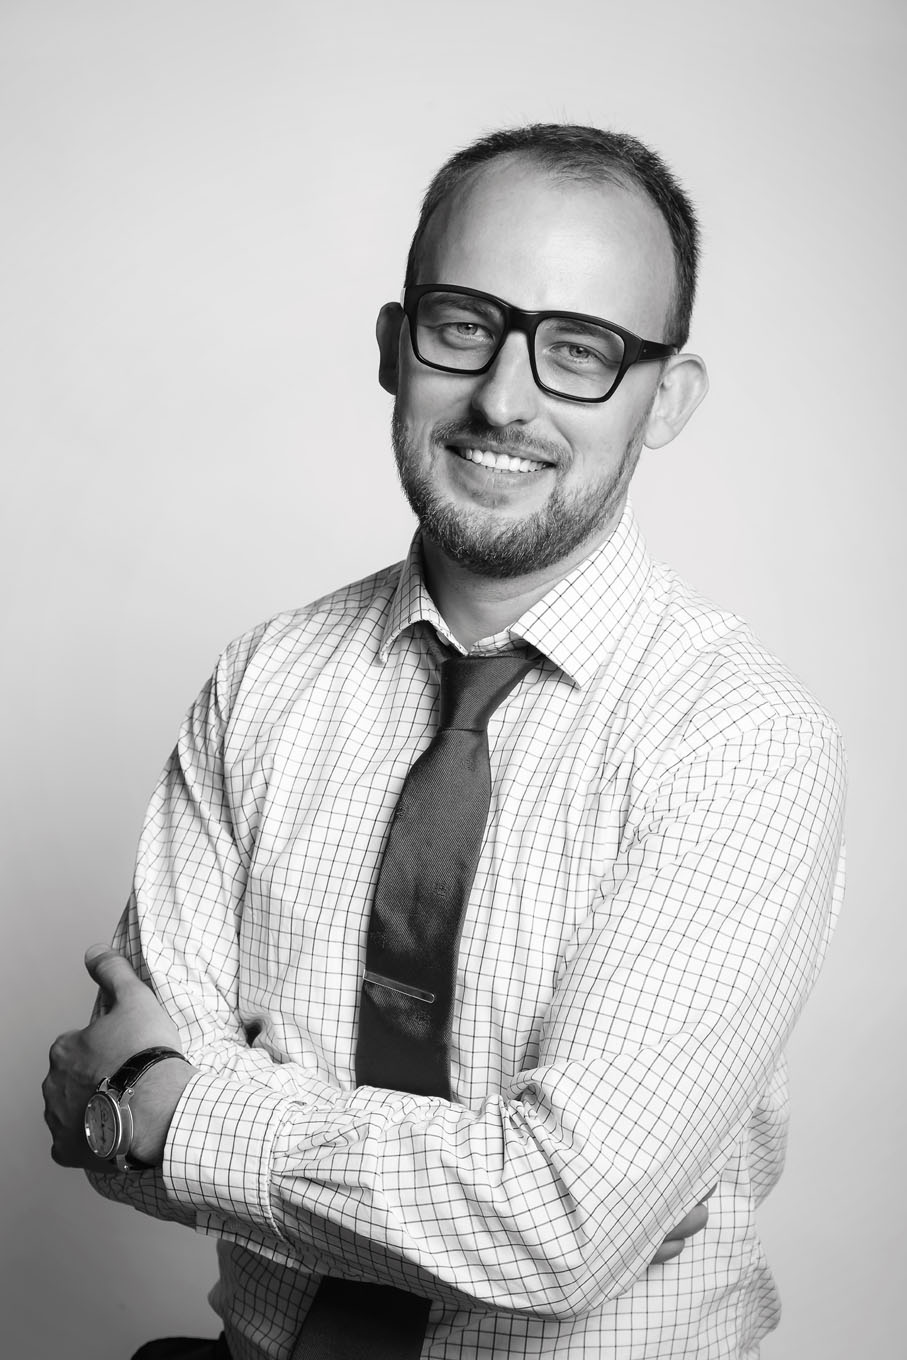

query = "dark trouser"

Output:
[[131, 1337, 231, 1359]]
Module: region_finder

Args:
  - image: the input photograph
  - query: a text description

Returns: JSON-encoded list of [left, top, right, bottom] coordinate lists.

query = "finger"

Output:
[[701, 1183, 718, 1202], [663, 1201, 709, 1241], [84, 944, 139, 998], [651, 1238, 685, 1265]]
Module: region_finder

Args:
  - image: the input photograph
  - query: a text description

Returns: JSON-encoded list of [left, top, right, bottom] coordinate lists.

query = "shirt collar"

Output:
[[379, 502, 653, 688]]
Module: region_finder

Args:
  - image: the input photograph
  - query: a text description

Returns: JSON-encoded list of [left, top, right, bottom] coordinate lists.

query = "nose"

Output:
[[469, 331, 541, 427]]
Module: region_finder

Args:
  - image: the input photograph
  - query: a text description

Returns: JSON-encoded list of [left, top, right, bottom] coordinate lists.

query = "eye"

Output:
[[562, 343, 596, 363], [549, 340, 614, 372], [540, 323, 623, 374], [438, 320, 494, 346], [415, 293, 504, 354]]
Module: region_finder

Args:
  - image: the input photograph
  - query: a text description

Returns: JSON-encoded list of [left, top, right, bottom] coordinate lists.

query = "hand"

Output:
[[43, 945, 195, 1172], [650, 1185, 716, 1264]]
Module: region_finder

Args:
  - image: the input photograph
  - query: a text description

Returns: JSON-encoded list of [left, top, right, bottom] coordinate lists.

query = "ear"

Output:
[[642, 353, 709, 450], [376, 302, 404, 395]]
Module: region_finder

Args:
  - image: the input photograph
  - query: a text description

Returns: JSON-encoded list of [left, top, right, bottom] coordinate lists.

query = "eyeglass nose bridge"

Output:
[[476, 300, 545, 386]]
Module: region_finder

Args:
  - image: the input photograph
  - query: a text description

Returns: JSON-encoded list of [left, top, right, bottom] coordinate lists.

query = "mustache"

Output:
[[430, 418, 565, 465]]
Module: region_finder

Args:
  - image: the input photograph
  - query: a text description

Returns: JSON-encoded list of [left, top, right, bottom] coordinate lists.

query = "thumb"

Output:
[[84, 944, 140, 999]]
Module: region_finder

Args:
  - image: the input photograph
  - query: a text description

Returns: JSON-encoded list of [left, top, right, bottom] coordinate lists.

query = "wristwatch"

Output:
[[83, 1046, 186, 1171]]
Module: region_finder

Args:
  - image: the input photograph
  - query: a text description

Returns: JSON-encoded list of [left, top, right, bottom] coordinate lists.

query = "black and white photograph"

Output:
[[3, 2, 903, 1357]]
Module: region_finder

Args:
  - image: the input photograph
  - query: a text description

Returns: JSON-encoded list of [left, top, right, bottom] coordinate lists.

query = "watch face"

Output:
[[84, 1091, 122, 1160]]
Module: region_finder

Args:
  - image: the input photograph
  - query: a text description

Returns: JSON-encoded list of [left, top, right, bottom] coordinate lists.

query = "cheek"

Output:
[[557, 419, 612, 469], [397, 362, 477, 432], [394, 380, 435, 437], [564, 408, 641, 472]]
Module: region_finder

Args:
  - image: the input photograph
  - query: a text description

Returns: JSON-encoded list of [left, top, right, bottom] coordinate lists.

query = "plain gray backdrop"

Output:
[[3, 2, 904, 1356]]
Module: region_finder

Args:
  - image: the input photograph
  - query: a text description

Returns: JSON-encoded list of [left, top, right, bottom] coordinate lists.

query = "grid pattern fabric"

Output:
[[88, 505, 845, 1359]]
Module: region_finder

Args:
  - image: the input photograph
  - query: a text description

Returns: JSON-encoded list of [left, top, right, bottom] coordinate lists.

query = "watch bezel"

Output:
[[84, 1085, 132, 1162]]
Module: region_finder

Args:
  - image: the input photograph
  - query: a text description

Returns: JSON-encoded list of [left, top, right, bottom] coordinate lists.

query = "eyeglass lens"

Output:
[[414, 290, 625, 399]]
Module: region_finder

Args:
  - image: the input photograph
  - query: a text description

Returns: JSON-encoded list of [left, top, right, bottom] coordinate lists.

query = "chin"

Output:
[[406, 482, 617, 579]]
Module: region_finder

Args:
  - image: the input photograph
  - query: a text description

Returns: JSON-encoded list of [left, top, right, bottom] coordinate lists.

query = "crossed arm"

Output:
[[44, 944, 712, 1263], [43, 685, 844, 1315]]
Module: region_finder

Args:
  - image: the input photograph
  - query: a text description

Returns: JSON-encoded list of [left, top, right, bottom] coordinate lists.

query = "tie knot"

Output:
[[438, 653, 535, 731]]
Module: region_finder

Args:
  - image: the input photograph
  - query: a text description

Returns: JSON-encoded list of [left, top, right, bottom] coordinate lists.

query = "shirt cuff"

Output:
[[162, 1069, 298, 1239]]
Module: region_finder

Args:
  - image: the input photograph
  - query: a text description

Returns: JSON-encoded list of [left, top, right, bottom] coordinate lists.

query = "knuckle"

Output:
[[48, 1031, 76, 1065]]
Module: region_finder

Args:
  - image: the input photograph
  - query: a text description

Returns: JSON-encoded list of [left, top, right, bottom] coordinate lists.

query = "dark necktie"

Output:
[[293, 641, 536, 1359]]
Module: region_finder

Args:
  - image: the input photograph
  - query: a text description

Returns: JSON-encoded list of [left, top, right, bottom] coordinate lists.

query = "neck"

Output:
[[421, 509, 625, 650]]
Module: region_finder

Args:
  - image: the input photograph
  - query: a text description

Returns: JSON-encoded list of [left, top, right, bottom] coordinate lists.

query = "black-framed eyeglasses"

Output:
[[403, 284, 678, 404]]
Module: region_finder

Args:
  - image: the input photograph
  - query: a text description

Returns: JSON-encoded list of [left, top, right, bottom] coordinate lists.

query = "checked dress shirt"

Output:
[[88, 503, 846, 1359]]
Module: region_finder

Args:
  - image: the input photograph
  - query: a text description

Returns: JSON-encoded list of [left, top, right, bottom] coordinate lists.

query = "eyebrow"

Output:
[[543, 316, 614, 337], [430, 292, 503, 319]]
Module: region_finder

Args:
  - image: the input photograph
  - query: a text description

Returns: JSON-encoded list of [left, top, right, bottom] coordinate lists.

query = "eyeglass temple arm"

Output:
[[637, 340, 679, 361]]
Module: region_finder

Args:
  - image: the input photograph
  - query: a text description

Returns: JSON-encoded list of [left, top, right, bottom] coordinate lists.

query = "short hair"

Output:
[[404, 123, 700, 349]]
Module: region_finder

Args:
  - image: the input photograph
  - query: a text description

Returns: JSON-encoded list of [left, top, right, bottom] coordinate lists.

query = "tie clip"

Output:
[[363, 970, 435, 1004]]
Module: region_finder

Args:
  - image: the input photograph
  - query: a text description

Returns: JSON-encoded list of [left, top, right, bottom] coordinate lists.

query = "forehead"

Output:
[[416, 158, 675, 337]]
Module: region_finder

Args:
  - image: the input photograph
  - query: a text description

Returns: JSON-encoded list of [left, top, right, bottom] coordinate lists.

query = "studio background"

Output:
[[2, 2, 903, 1356]]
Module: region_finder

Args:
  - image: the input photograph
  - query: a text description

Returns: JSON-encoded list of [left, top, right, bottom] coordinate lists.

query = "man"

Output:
[[44, 125, 845, 1359]]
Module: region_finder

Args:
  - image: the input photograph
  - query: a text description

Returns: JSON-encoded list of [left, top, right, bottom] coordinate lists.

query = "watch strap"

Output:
[[106, 1046, 186, 1097]]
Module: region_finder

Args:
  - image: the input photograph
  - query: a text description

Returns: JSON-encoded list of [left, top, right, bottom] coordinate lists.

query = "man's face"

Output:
[[385, 158, 678, 580]]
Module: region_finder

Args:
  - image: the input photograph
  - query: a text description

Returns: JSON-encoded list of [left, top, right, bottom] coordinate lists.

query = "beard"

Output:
[[391, 409, 647, 579]]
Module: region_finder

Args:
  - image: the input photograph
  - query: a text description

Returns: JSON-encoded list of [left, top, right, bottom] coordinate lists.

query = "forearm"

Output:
[[158, 1052, 730, 1316]]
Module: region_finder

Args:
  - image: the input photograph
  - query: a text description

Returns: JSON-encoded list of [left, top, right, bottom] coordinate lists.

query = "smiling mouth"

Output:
[[449, 445, 553, 475]]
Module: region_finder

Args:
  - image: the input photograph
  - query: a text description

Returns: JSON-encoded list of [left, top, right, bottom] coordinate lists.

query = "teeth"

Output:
[[461, 447, 546, 473]]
